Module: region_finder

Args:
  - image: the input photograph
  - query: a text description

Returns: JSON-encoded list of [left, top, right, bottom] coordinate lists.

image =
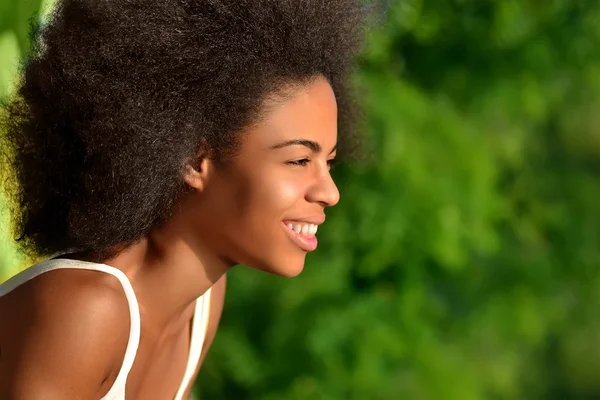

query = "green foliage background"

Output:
[[2, 1, 600, 399]]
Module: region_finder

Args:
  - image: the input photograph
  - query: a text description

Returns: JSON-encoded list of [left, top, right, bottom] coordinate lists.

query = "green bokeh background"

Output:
[[2, 1, 600, 399]]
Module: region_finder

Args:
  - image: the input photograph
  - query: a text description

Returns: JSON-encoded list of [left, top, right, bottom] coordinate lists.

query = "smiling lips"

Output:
[[282, 221, 320, 252]]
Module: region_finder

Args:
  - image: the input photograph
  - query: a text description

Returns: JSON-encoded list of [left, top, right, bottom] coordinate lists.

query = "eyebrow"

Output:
[[270, 139, 337, 154]]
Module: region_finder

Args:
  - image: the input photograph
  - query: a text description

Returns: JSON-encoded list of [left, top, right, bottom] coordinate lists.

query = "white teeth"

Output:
[[286, 222, 320, 235]]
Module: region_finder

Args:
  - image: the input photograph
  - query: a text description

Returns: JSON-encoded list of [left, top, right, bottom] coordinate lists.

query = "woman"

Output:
[[0, 0, 366, 398]]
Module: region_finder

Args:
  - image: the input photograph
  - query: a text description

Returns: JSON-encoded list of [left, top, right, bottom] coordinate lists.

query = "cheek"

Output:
[[234, 174, 306, 257], [263, 177, 304, 213], [236, 170, 305, 221], [202, 170, 304, 243]]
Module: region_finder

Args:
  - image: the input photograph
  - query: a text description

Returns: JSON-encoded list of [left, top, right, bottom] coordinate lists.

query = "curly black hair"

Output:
[[0, 0, 368, 259]]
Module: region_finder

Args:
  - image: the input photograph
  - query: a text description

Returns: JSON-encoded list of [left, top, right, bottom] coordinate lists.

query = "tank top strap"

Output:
[[0, 258, 141, 400], [174, 287, 212, 400]]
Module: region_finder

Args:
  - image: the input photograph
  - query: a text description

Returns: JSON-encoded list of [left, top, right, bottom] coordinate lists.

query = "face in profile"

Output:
[[185, 75, 340, 277]]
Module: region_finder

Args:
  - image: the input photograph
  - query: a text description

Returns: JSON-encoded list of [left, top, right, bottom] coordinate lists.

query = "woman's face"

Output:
[[187, 75, 340, 277]]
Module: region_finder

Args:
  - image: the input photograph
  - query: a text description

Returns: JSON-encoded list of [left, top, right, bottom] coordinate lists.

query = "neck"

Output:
[[88, 216, 231, 335]]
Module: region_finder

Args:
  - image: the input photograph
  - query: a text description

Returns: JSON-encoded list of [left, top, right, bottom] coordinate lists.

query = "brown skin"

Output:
[[0, 75, 339, 399]]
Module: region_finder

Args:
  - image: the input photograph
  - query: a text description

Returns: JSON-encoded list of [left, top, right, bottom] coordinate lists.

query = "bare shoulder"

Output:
[[0, 267, 131, 399]]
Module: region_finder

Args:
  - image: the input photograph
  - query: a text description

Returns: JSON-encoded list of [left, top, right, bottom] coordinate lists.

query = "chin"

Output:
[[277, 263, 305, 278], [251, 256, 307, 278]]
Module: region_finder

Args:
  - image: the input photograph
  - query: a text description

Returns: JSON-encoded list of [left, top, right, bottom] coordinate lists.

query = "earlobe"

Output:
[[183, 157, 211, 191]]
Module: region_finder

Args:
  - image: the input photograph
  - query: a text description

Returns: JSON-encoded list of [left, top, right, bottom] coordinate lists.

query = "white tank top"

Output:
[[0, 258, 212, 400]]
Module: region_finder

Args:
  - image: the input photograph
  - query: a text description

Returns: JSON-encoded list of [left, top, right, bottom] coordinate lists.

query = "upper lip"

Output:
[[282, 216, 326, 225]]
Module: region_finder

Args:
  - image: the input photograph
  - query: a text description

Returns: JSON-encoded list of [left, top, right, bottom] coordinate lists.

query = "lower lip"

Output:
[[282, 223, 318, 252]]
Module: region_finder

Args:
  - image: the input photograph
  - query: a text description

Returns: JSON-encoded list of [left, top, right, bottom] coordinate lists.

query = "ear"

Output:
[[183, 156, 212, 191]]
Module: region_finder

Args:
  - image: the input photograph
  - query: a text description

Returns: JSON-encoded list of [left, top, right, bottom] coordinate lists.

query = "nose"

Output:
[[306, 166, 340, 207]]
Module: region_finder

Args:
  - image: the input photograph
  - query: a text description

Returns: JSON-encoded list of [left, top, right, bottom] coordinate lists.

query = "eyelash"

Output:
[[288, 158, 338, 168]]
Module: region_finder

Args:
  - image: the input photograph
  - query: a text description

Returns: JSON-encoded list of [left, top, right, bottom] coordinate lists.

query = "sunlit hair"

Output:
[[1, 0, 368, 259]]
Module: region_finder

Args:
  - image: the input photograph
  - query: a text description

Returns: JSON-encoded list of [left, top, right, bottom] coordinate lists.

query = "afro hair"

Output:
[[1, 0, 368, 259]]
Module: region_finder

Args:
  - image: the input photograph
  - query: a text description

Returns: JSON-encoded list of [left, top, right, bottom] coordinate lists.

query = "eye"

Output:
[[287, 158, 310, 167], [327, 158, 338, 169]]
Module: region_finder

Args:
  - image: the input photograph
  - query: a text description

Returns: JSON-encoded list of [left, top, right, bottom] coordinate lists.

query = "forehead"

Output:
[[242, 76, 338, 152]]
